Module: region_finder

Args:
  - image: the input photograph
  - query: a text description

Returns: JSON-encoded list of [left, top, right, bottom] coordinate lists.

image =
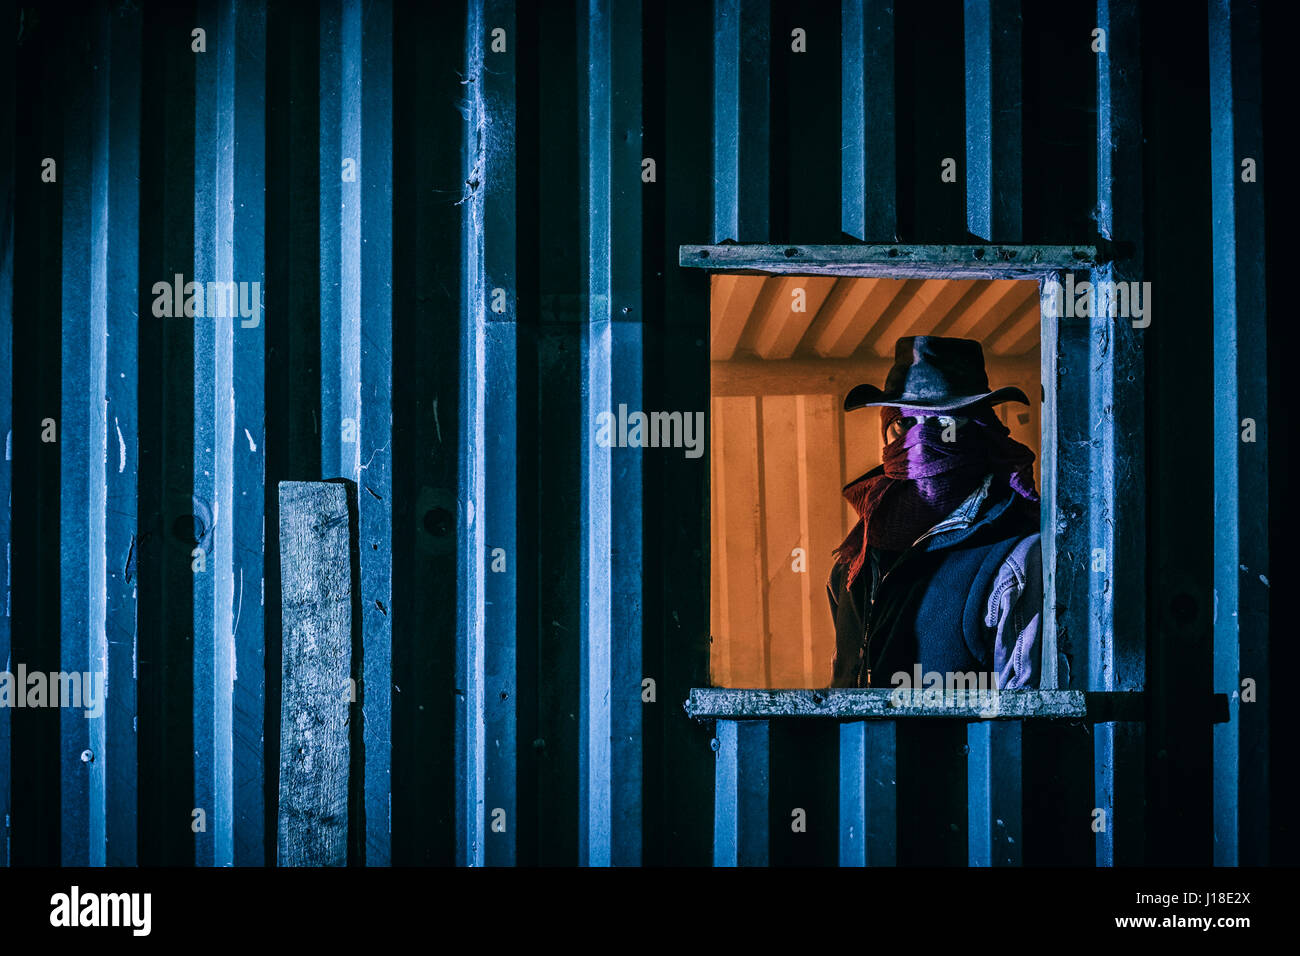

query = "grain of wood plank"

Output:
[[277, 481, 353, 867], [759, 395, 804, 687], [680, 244, 1098, 280]]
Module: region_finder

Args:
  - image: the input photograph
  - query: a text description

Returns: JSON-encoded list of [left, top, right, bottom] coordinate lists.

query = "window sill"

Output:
[[685, 688, 1152, 722]]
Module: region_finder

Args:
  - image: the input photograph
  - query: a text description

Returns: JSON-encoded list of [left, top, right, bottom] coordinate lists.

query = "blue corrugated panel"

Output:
[[713, 719, 769, 866], [713, 721, 738, 866], [229, 0, 268, 867], [357, 0, 394, 867], [1210, 0, 1268, 867], [576, 0, 644, 868], [59, 23, 96, 866], [864, 722, 897, 864], [841, 0, 896, 241], [192, 0, 255, 869], [320, 0, 392, 866], [962, 0, 1025, 868], [192, 0, 219, 869], [1093, 0, 1146, 868], [713, 0, 769, 243], [457, 0, 489, 868], [838, 723, 866, 865], [319, 0, 347, 485], [102, 4, 141, 868], [605, 0, 645, 870], [476, 0, 519, 868], [0, 0, 13, 870], [964, 0, 1022, 242], [579, 0, 611, 867]]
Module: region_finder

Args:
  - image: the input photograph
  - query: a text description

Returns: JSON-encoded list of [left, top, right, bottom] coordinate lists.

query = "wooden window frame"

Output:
[[681, 242, 1142, 723]]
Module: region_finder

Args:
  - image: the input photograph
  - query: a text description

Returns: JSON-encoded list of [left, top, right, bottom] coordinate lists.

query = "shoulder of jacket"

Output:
[[984, 533, 1041, 627], [828, 559, 847, 592]]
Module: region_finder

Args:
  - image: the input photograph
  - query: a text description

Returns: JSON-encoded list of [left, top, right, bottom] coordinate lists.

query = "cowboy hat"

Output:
[[843, 335, 1030, 412]]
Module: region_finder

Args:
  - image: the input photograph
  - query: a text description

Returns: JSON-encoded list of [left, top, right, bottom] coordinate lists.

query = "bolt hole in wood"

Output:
[[709, 274, 1041, 689]]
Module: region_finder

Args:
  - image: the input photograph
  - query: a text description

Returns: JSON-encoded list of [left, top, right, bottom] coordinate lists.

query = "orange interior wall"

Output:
[[710, 352, 1040, 689]]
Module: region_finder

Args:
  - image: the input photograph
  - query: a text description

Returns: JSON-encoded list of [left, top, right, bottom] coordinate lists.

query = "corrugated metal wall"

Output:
[[0, 0, 1284, 866]]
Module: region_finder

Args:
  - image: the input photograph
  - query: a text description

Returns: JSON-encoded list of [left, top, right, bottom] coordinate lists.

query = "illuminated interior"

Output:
[[709, 275, 1041, 689]]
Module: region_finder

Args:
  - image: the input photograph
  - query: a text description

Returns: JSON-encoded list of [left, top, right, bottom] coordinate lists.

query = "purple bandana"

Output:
[[834, 402, 1039, 588]]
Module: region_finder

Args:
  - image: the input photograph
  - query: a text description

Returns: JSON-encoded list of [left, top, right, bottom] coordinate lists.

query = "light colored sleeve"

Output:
[[987, 534, 1042, 690]]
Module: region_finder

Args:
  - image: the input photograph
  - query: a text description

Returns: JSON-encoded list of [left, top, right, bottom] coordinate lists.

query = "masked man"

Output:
[[829, 336, 1043, 690]]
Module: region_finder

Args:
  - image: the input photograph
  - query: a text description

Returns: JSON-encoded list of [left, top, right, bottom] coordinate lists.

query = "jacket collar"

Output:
[[911, 473, 993, 544], [910, 472, 1025, 554]]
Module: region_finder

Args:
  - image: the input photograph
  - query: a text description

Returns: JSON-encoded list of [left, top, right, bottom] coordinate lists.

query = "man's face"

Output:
[[884, 412, 971, 445]]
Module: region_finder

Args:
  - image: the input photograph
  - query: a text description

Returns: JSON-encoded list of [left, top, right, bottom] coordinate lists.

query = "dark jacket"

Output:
[[828, 471, 1041, 689]]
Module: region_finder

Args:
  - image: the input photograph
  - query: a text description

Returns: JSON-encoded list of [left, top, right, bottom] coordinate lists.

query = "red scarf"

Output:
[[834, 404, 1038, 588]]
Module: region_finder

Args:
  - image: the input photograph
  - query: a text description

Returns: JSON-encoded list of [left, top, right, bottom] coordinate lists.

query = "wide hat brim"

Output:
[[843, 383, 1030, 413]]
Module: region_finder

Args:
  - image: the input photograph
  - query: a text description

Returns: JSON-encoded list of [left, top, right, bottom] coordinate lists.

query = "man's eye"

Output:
[[886, 417, 915, 442]]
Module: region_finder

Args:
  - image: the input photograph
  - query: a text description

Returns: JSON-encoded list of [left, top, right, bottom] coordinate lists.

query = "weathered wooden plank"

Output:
[[1210, 0, 1267, 867], [277, 482, 353, 867], [1038, 278, 1061, 693], [681, 244, 1099, 279], [686, 687, 1146, 720]]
